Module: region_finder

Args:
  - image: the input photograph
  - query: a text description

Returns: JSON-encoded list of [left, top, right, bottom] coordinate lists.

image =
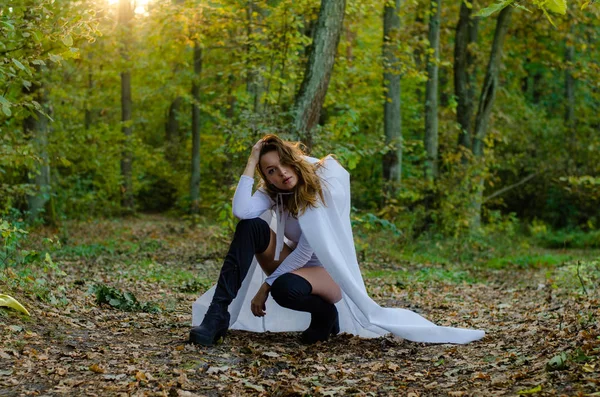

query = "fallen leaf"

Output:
[[517, 385, 542, 395], [244, 381, 265, 392], [262, 351, 280, 358], [0, 294, 30, 315], [206, 366, 229, 374], [89, 364, 105, 374]]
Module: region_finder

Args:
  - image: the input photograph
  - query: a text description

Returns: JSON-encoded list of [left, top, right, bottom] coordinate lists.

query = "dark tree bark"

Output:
[[470, 6, 513, 228], [245, 1, 265, 113], [293, 0, 346, 151], [85, 54, 94, 130], [190, 41, 202, 214], [118, 0, 134, 213], [25, 67, 52, 223], [454, 1, 479, 151], [564, 33, 575, 131], [472, 6, 512, 157], [382, 0, 402, 189], [165, 96, 182, 166], [424, 0, 441, 180]]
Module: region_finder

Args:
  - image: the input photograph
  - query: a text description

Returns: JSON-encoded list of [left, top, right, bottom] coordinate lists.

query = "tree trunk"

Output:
[[85, 54, 94, 130], [564, 32, 575, 132], [454, 1, 479, 151], [190, 41, 202, 214], [119, 0, 134, 213], [293, 0, 346, 151], [245, 1, 264, 113], [24, 68, 52, 223], [472, 6, 512, 157], [382, 0, 402, 190], [165, 96, 182, 166], [424, 0, 441, 181], [470, 6, 512, 229]]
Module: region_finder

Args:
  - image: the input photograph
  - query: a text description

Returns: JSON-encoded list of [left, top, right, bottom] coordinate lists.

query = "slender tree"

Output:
[[564, 22, 575, 133], [470, 6, 513, 228], [25, 66, 52, 223], [118, 0, 134, 212], [454, 0, 479, 152], [293, 0, 346, 151], [424, 0, 441, 181], [382, 0, 403, 191], [165, 95, 182, 165], [190, 41, 203, 214]]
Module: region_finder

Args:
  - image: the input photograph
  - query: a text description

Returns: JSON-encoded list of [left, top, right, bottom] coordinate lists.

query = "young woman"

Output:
[[190, 135, 341, 345], [190, 135, 485, 346]]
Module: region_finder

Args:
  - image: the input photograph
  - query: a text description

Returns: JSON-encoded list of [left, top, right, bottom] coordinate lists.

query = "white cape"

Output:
[[192, 156, 485, 344]]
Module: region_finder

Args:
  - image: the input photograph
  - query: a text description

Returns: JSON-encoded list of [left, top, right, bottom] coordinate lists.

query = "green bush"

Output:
[[536, 229, 600, 249]]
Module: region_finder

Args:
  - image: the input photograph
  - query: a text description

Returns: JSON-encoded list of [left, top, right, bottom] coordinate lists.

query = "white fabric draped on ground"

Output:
[[192, 156, 485, 344]]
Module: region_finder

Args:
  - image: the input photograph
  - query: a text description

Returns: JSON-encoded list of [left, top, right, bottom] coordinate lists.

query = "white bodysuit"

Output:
[[232, 175, 323, 285]]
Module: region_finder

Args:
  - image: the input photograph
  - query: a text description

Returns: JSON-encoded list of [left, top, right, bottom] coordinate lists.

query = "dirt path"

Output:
[[1, 217, 598, 396]]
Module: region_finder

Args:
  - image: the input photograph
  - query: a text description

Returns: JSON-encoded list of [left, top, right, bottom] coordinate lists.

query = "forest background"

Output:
[[2, 0, 599, 240], [1, 0, 600, 395]]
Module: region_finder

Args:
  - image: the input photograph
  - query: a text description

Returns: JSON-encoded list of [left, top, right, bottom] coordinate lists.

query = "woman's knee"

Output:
[[235, 218, 269, 234], [270, 273, 312, 307], [234, 218, 270, 252]]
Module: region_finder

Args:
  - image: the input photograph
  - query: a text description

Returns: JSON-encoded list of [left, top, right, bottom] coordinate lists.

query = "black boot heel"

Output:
[[189, 305, 230, 346], [301, 308, 339, 344]]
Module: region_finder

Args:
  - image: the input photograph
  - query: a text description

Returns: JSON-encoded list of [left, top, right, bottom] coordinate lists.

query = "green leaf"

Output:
[[475, 0, 513, 17], [12, 58, 28, 73], [546, 352, 568, 371], [1, 21, 14, 30], [0, 95, 10, 107], [518, 385, 542, 394], [61, 34, 74, 47], [1, 105, 11, 117], [545, 0, 567, 14]]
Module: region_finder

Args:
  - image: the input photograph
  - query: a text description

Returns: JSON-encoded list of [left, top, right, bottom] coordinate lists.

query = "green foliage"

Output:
[[486, 253, 572, 269], [0, 0, 597, 240], [553, 260, 600, 295], [0, 214, 67, 305], [90, 283, 161, 313], [364, 266, 480, 285], [534, 229, 600, 249]]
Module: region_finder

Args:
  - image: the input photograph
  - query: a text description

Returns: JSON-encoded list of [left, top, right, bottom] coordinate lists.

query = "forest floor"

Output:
[[1, 215, 599, 397]]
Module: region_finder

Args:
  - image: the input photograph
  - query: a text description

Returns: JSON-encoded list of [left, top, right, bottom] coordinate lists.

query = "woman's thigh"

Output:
[[255, 229, 293, 276], [292, 267, 342, 304]]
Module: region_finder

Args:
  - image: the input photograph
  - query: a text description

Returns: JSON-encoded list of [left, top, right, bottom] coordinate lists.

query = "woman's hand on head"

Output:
[[249, 139, 265, 165]]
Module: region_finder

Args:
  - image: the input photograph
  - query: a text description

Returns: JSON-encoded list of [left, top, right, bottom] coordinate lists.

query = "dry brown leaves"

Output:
[[1, 216, 598, 396]]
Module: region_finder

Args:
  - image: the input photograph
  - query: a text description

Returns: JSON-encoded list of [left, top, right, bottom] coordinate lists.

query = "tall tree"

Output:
[[118, 0, 134, 213], [165, 95, 182, 165], [454, 0, 479, 152], [24, 66, 52, 223], [293, 0, 346, 150], [424, 0, 441, 181], [190, 41, 202, 214], [470, 6, 513, 228], [382, 0, 403, 191], [564, 23, 575, 134]]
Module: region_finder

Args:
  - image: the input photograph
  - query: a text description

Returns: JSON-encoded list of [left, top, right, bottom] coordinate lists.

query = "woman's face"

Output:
[[260, 151, 299, 191]]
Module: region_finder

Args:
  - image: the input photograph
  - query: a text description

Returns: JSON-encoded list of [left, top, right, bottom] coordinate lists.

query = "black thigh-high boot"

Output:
[[270, 273, 339, 344], [190, 218, 270, 346]]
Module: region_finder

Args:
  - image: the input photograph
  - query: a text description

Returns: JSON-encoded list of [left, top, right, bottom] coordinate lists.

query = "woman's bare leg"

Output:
[[293, 267, 342, 304], [255, 230, 341, 304], [255, 229, 292, 276]]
